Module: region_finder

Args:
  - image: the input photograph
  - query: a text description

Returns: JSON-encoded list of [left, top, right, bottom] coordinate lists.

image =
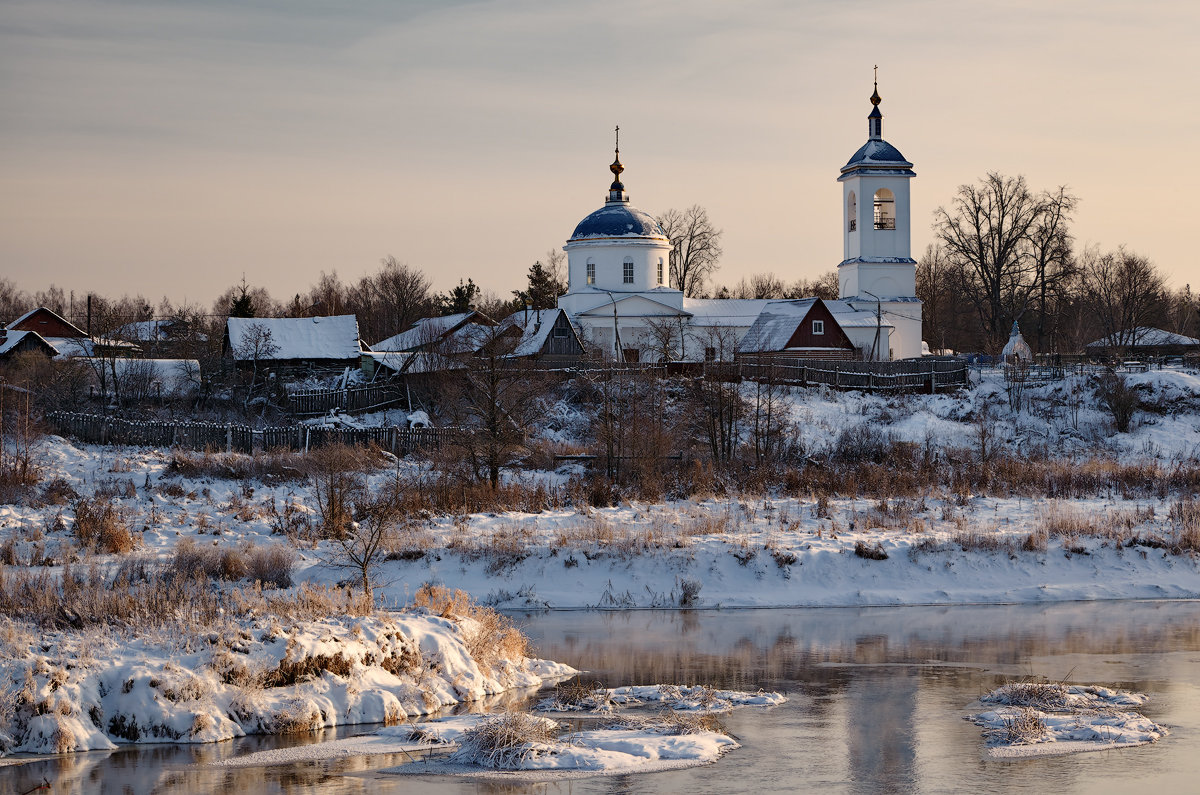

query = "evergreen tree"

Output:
[[229, 277, 256, 318], [440, 278, 479, 315], [513, 260, 566, 310]]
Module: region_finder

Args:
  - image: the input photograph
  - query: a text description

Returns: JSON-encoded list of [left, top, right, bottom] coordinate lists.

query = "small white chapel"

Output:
[[557, 80, 923, 362]]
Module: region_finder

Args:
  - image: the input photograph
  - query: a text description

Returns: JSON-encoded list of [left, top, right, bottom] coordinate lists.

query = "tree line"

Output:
[[2, 173, 1196, 361], [921, 172, 1198, 355]]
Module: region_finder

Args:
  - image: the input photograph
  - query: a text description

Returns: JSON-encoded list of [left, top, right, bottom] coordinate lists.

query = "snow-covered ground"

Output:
[[1, 368, 1197, 611], [0, 367, 1197, 763], [213, 684, 785, 778], [0, 610, 574, 756], [970, 682, 1167, 758]]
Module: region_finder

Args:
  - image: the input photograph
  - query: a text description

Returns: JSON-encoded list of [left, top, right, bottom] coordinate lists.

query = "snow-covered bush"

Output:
[[1096, 372, 1139, 432], [449, 712, 560, 769]]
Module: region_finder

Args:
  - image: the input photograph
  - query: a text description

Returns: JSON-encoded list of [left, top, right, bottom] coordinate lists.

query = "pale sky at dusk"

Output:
[[2, 0, 1197, 313]]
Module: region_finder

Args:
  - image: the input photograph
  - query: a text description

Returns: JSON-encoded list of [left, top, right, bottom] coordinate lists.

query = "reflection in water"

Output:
[[2, 601, 1199, 793]]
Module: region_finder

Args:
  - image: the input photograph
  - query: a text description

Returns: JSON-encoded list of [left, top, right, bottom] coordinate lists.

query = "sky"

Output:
[[2, 0, 1197, 315]]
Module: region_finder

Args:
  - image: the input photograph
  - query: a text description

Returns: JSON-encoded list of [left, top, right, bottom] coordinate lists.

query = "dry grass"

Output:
[[411, 583, 529, 672], [991, 707, 1048, 745], [1170, 497, 1200, 551], [952, 530, 1015, 554], [853, 540, 888, 560], [167, 449, 309, 482], [988, 681, 1071, 710], [450, 712, 559, 769], [169, 539, 297, 587], [611, 710, 726, 735], [0, 562, 373, 630], [72, 497, 136, 554]]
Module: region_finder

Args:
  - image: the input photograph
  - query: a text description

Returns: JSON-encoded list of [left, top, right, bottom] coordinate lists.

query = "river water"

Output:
[[3, 601, 1200, 793]]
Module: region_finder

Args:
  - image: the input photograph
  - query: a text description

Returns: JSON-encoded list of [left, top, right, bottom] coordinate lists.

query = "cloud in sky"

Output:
[[2, 0, 1197, 310]]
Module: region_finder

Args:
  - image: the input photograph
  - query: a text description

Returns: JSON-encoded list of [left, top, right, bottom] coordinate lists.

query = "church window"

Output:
[[623, 258, 634, 284], [586, 259, 595, 285], [847, 192, 857, 232], [812, 320, 824, 335], [657, 258, 664, 285], [873, 188, 896, 230], [704, 346, 716, 362]]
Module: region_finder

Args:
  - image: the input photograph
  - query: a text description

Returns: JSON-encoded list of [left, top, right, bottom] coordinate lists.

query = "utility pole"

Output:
[[863, 290, 883, 361]]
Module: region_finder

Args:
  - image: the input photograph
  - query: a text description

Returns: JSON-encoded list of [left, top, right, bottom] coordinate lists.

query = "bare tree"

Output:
[[349, 257, 433, 343], [657, 205, 723, 298], [440, 326, 545, 489], [0, 279, 31, 324], [786, 271, 840, 301], [234, 322, 279, 411], [934, 173, 1076, 351], [1166, 284, 1200, 338], [1079, 246, 1167, 350], [722, 273, 786, 299], [1026, 186, 1078, 353], [689, 325, 744, 464], [324, 484, 400, 603], [642, 315, 687, 363]]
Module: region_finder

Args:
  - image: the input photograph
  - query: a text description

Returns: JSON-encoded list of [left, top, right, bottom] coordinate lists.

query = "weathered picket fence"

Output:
[[45, 412, 257, 453], [287, 383, 406, 416], [711, 358, 968, 392], [45, 411, 461, 455]]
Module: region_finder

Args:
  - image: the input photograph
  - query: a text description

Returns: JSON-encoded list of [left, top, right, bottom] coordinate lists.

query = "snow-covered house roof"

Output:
[[113, 318, 207, 343], [46, 337, 94, 357], [6, 307, 87, 338], [372, 312, 487, 353], [225, 315, 361, 362], [1085, 328, 1200, 349], [496, 308, 584, 358], [737, 299, 890, 353], [0, 330, 59, 359], [365, 350, 464, 376]]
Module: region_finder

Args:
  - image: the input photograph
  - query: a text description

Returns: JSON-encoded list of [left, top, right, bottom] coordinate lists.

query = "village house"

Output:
[[223, 315, 362, 376]]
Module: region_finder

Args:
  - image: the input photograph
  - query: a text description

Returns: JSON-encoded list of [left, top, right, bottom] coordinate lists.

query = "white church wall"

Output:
[[565, 238, 670, 294]]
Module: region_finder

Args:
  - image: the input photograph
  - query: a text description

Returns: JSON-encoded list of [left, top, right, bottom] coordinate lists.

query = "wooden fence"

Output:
[[288, 383, 406, 416], [45, 412, 256, 453], [711, 358, 969, 392], [45, 411, 461, 455]]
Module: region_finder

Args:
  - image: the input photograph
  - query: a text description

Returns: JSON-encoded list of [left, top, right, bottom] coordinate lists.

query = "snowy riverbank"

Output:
[[322, 494, 1200, 609], [0, 609, 574, 756]]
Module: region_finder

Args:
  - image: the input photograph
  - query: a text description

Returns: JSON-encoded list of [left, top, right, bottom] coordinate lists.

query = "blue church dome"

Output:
[[842, 139, 912, 171], [569, 202, 667, 241]]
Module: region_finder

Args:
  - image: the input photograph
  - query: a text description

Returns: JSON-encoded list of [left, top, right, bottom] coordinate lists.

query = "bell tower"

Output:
[[836, 72, 922, 359]]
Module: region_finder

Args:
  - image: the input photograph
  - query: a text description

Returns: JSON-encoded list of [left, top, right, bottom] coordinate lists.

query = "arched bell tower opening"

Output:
[[873, 188, 895, 230], [847, 191, 857, 232]]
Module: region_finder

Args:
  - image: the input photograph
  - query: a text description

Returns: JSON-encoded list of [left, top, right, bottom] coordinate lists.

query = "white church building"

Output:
[[557, 82, 923, 362]]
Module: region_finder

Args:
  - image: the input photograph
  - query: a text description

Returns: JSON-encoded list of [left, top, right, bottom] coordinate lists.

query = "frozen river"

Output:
[[4, 600, 1200, 793]]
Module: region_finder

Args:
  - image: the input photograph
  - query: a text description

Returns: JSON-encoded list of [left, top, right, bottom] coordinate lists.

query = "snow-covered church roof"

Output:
[[570, 203, 667, 240], [1001, 321, 1032, 362], [842, 139, 913, 173], [568, 131, 668, 242], [839, 81, 915, 179]]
